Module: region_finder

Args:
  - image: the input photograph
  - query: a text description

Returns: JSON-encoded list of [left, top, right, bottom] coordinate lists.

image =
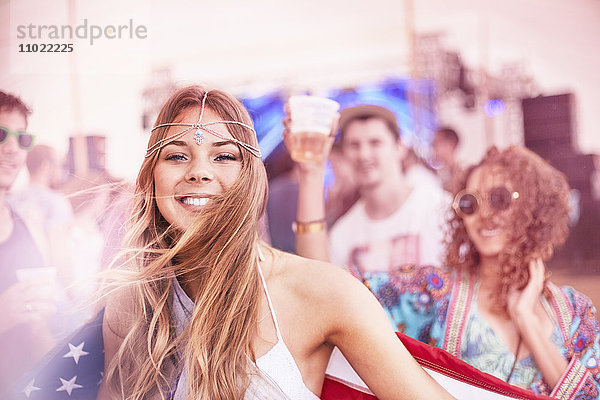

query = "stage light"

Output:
[[484, 99, 505, 117]]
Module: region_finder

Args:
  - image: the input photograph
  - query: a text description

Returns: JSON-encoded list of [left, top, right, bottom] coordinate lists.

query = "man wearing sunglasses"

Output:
[[0, 91, 58, 395]]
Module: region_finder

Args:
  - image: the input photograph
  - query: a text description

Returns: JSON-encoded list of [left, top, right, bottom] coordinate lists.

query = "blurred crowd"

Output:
[[0, 91, 134, 394]]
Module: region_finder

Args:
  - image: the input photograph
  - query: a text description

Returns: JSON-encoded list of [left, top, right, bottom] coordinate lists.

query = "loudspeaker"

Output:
[[522, 93, 575, 160], [549, 154, 595, 204]]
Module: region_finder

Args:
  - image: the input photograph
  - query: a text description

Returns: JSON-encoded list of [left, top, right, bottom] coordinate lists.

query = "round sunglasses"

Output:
[[0, 125, 36, 150], [453, 186, 520, 218]]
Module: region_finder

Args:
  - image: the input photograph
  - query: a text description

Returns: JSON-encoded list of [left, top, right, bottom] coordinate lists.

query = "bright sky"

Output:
[[1, 0, 599, 181]]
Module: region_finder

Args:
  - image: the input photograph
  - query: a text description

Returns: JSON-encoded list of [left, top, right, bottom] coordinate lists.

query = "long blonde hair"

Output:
[[103, 86, 269, 399]]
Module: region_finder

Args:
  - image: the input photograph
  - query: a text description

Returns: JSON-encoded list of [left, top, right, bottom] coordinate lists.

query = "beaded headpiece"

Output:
[[145, 91, 262, 158]]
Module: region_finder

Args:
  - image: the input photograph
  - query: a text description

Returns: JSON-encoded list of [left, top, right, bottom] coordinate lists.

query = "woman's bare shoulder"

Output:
[[270, 249, 369, 306], [102, 284, 139, 338]]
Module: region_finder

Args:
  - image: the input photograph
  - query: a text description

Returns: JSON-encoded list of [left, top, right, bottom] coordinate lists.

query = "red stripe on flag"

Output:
[[397, 332, 552, 400], [322, 376, 378, 400], [321, 332, 554, 400]]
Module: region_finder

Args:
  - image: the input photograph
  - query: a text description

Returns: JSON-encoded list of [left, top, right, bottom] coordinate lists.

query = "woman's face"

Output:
[[462, 166, 517, 260], [153, 107, 243, 230]]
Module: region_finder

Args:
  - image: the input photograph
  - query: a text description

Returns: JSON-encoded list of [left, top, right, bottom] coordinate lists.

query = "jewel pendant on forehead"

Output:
[[194, 129, 204, 145]]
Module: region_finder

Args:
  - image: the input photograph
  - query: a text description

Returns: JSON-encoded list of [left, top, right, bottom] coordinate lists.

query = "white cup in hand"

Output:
[[15, 267, 60, 319], [288, 95, 339, 162]]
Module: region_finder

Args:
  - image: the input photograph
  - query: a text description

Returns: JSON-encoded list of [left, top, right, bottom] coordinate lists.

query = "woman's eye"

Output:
[[165, 153, 187, 161], [215, 153, 237, 161]]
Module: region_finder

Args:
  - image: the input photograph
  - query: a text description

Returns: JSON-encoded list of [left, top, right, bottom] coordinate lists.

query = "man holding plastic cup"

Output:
[[284, 99, 449, 276], [0, 91, 58, 394]]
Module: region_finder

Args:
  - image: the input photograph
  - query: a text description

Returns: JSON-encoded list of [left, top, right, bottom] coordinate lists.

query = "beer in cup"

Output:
[[288, 95, 340, 162]]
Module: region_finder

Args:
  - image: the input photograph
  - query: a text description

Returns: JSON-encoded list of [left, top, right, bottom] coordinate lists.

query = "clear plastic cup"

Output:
[[288, 95, 340, 162]]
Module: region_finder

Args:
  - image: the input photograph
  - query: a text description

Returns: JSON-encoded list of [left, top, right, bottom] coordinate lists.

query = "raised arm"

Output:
[[282, 106, 334, 261], [295, 160, 330, 260]]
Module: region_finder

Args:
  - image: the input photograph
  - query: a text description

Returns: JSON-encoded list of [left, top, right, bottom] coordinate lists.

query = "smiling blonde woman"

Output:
[[96, 86, 454, 400]]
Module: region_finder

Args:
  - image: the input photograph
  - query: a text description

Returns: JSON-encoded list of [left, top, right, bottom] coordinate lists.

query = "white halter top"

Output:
[[171, 259, 319, 400]]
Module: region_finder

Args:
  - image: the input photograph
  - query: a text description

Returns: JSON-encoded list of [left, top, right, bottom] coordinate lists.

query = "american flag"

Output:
[[13, 309, 551, 400], [322, 334, 553, 400], [13, 310, 104, 400]]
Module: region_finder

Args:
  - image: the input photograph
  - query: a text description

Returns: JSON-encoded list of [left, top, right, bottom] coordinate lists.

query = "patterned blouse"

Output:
[[353, 264, 600, 399], [461, 283, 555, 388]]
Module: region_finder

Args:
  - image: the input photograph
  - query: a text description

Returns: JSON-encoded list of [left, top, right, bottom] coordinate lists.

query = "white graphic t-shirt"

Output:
[[329, 183, 450, 272]]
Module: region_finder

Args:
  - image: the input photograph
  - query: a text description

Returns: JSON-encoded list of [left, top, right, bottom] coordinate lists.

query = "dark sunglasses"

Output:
[[453, 186, 520, 218], [0, 125, 36, 150]]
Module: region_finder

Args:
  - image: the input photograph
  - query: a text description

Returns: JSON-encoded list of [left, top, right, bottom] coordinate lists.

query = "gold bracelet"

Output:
[[292, 219, 326, 234]]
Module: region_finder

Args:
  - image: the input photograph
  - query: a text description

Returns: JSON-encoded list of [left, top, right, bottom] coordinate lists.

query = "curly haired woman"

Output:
[[94, 86, 454, 400], [355, 146, 600, 398]]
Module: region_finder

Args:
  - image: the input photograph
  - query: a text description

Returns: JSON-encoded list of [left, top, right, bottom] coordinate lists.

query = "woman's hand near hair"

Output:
[[508, 258, 567, 388], [282, 104, 338, 262]]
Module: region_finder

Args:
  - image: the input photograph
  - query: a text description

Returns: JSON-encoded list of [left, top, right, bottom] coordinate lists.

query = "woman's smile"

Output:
[[176, 194, 212, 210], [153, 106, 242, 229]]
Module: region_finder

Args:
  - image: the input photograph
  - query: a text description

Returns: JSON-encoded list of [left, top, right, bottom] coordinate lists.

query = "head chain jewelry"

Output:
[[145, 91, 262, 158]]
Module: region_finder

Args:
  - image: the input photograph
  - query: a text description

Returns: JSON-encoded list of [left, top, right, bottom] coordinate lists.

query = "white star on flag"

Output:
[[22, 378, 41, 398], [62, 342, 89, 364], [56, 375, 83, 396]]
